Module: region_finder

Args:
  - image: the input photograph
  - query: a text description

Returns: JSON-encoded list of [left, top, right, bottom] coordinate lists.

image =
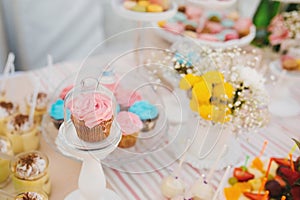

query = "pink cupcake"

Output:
[[115, 88, 142, 111], [117, 111, 143, 148], [67, 93, 114, 142]]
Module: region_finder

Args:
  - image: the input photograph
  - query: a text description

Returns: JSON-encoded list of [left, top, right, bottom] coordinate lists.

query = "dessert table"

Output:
[[1, 36, 300, 200]]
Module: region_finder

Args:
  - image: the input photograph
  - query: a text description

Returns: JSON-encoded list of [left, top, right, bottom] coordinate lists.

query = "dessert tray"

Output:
[[111, 0, 178, 22], [153, 22, 256, 48]]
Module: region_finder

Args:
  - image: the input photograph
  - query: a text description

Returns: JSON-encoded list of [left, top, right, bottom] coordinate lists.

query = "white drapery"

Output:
[[0, 0, 107, 71]]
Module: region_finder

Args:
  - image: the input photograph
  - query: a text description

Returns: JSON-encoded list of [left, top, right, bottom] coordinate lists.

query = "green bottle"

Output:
[[252, 0, 281, 47]]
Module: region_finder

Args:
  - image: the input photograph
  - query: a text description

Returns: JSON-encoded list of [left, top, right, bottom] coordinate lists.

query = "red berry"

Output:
[[233, 167, 255, 182]]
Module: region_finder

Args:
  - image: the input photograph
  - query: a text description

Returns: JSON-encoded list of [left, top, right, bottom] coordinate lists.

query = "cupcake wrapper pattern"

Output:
[[71, 115, 113, 142]]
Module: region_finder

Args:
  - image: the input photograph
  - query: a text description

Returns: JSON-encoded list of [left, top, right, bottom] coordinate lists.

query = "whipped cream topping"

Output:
[[15, 192, 45, 200], [27, 92, 48, 110], [0, 138, 8, 153], [67, 93, 113, 128], [7, 114, 32, 133], [15, 152, 47, 180], [0, 101, 17, 118]]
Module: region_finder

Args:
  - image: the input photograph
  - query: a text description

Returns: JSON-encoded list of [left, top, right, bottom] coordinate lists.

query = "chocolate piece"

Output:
[[178, 5, 186, 13], [0, 101, 13, 110], [14, 114, 29, 128]]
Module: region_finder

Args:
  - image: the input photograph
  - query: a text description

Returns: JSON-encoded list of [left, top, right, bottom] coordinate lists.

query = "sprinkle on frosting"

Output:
[[14, 152, 47, 180], [117, 111, 143, 135], [0, 138, 8, 153], [15, 192, 45, 200], [129, 101, 158, 121], [49, 99, 70, 120], [0, 101, 17, 118], [67, 93, 113, 128], [7, 114, 32, 133]]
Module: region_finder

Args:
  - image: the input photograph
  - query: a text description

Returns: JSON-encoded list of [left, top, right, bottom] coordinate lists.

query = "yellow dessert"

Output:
[[5, 114, 40, 154], [26, 92, 48, 124], [10, 151, 51, 195], [0, 101, 18, 135], [0, 136, 13, 188]]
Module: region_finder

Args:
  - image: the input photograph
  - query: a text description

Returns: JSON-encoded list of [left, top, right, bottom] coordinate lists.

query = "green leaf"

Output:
[[292, 138, 300, 150]]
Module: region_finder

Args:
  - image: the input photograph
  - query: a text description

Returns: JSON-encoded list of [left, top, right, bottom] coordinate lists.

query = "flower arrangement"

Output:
[[173, 45, 268, 133], [268, 10, 300, 47]]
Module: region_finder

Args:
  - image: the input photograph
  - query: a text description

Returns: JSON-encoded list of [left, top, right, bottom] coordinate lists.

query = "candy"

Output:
[[147, 4, 163, 12], [131, 5, 147, 12], [123, 1, 137, 9], [138, 1, 150, 7]]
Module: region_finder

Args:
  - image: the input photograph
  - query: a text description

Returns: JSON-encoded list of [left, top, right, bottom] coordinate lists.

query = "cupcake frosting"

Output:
[[14, 152, 47, 180], [67, 93, 113, 128], [0, 101, 17, 118], [15, 192, 45, 200], [7, 114, 32, 133], [50, 99, 70, 120], [129, 101, 158, 120], [115, 88, 142, 108], [117, 111, 143, 135]]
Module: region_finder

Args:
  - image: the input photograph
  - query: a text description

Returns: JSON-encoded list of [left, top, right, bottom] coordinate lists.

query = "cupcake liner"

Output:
[[118, 132, 139, 148], [50, 117, 63, 130], [71, 115, 113, 143], [141, 115, 159, 132]]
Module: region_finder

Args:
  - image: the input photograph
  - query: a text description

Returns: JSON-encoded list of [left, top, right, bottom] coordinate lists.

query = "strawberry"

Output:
[[233, 167, 255, 182], [243, 192, 266, 200], [273, 157, 291, 167]]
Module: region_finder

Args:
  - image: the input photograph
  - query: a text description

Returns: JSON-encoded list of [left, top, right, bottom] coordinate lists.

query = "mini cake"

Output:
[[0, 100, 18, 135], [67, 93, 114, 142], [49, 99, 70, 129], [190, 178, 214, 200], [5, 114, 40, 154], [0, 136, 13, 187], [116, 111, 143, 148], [129, 100, 158, 131], [161, 176, 185, 198], [115, 88, 142, 111], [15, 191, 48, 200], [10, 151, 51, 195], [26, 92, 49, 124]]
